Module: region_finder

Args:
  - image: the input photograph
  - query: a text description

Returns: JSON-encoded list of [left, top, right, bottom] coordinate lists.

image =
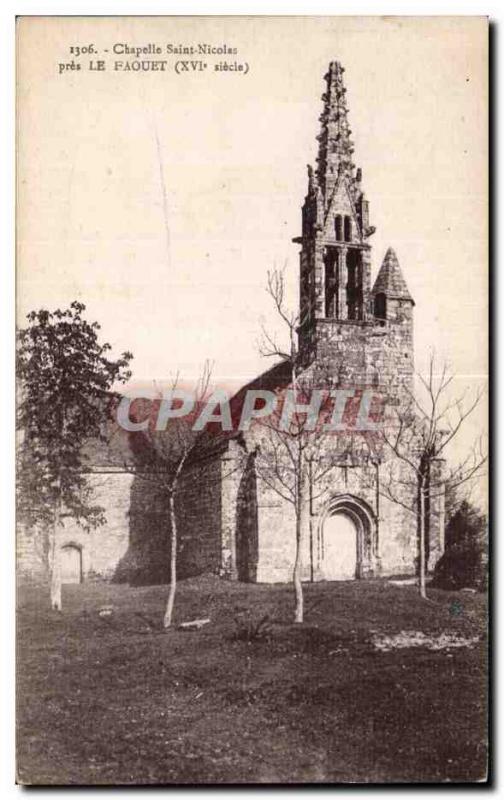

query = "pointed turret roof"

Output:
[[372, 248, 414, 303], [316, 61, 357, 202]]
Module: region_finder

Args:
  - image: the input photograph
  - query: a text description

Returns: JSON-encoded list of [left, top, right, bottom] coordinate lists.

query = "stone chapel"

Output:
[[17, 62, 445, 586]]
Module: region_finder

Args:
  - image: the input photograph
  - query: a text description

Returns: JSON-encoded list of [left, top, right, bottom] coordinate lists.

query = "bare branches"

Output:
[[266, 268, 298, 333], [377, 351, 487, 522], [257, 265, 335, 623], [436, 384, 486, 456], [259, 267, 301, 367], [121, 361, 215, 492], [258, 320, 290, 361]]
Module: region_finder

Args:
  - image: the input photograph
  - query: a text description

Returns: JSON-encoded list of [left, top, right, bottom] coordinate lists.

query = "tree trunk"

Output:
[[293, 469, 310, 623], [163, 453, 188, 629], [49, 502, 62, 611], [293, 516, 304, 623], [163, 490, 177, 628], [418, 478, 427, 599]]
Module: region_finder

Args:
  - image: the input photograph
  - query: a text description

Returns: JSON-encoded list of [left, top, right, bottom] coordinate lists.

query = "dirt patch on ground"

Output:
[[372, 630, 481, 651]]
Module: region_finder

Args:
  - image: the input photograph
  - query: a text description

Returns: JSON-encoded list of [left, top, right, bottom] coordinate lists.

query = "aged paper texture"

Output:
[[16, 16, 488, 785]]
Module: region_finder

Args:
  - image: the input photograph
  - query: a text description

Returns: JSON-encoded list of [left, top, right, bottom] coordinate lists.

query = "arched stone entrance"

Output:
[[317, 494, 377, 580], [60, 544, 83, 584]]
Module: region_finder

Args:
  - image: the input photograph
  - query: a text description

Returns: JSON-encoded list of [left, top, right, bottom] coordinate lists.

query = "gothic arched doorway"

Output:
[[322, 514, 358, 579], [61, 544, 82, 584], [318, 494, 376, 580]]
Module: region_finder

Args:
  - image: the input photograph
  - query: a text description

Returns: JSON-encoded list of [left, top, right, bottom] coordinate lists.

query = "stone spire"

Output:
[[372, 247, 414, 304], [315, 61, 356, 203]]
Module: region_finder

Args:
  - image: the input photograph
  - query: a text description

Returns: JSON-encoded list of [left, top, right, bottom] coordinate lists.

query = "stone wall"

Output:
[[17, 524, 48, 581], [235, 452, 259, 581], [17, 440, 444, 587], [175, 453, 223, 578], [255, 478, 299, 583], [312, 316, 414, 401], [112, 471, 170, 585], [17, 471, 133, 582], [224, 444, 443, 583]]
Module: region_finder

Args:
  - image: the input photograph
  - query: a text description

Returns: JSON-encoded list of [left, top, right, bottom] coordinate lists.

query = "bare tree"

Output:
[[257, 269, 360, 623], [123, 364, 212, 628], [122, 363, 247, 628], [259, 269, 306, 622], [371, 353, 487, 599]]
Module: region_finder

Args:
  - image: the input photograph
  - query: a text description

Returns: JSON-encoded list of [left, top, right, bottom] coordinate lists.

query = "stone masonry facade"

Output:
[[200, 61, 446, 584], [17, 61, 445, 586]]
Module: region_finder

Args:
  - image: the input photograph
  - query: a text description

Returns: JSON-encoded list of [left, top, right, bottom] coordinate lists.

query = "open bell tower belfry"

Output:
[[294, 61, 376, 362]]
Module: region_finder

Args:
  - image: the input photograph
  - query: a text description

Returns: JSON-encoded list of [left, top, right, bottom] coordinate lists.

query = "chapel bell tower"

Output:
[[294, 61, 377, 361]]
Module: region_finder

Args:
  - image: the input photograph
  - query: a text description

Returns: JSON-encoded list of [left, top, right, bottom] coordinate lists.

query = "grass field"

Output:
[[16, 576, 488, 785]]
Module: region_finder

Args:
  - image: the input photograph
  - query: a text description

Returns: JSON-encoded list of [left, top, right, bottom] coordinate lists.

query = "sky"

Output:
[[17, 15, 488, 503]]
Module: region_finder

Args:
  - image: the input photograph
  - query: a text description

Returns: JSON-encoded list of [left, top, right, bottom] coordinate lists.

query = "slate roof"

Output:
[[372, 247, 414, 304]]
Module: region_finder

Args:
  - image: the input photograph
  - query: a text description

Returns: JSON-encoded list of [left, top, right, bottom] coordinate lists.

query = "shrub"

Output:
[[431, 501, 488, 591]]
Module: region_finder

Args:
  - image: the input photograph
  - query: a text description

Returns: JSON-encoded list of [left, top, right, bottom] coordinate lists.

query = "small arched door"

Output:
[[318, 494, 376, 580], [61, 545, 82, 584], [322, 513, 358, 580]]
